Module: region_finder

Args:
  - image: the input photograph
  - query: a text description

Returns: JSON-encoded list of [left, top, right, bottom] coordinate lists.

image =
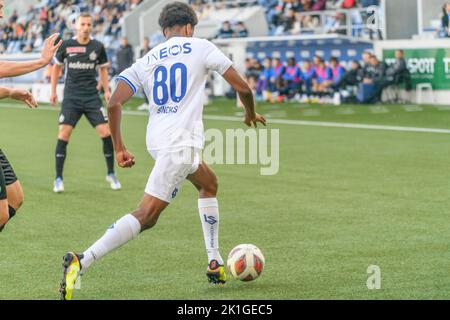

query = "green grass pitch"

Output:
[[0, 98, 449, 299]]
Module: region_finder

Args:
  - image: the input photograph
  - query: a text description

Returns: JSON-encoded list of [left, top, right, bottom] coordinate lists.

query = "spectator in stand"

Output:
[[342, 0, 357, 8], [140, 37, 152, 57], [116, 37, 134, 75], [235, 21, 249, 37], [280, 57, 302, 99], [274, 7, 296, 35], [312, 0, 327, 11], [297, 0, 317, 32], [324, 11, 346, 35], [361, 0, 380, 7], [0, 0, 142, 54], [216, 21, 234, 39]]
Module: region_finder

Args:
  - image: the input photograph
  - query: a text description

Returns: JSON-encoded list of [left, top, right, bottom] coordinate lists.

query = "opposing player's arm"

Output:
[[0, 34, 62, 79], [98, 44, 111, 104], [99, 66, 111, 104], [0, 87, 38, 108], [222, 66, 266, 128], [50, 63, 63, 105], [107, 80, 135, 168]]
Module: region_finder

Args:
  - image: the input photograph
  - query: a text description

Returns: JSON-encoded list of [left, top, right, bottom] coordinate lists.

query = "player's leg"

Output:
[[86, 106, 121, 190], [80, 194, 168, 270], [60, 148, 195, 299], [79, 149, 188, 271], [0, 150, 22, 232], [60, 194, 169, 300], [0, 164, 8, 231], [187, 161, 226, 284], [54, 103, 82, 193], [54, 125, 74, 193], [6, 181, 24, 215], [1, 181, 24, 232], [96, 123, 121, 190]]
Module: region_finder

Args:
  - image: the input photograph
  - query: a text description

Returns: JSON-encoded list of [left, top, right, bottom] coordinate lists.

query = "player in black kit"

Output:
[[50, 13, 121, 193], [0, 0, 62, 232]]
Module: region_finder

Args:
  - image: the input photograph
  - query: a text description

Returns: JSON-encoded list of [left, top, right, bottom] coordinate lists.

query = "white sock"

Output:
[[198, 198, 223, 265], [80, 214, 141, 272]]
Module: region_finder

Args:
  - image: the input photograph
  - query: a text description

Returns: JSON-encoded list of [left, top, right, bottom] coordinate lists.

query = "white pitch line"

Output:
[[202, 115, 450, 134], [369, 106, 390, 114], [336, 107, 356, 115], [436, 106, 450, 111], [302, 109, 321, 117], [403, 105, 423, 112], [2, 103, 450, 135]]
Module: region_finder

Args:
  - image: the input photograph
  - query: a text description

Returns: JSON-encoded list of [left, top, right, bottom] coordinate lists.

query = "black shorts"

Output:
[[59, 96, 108, 128], [0, 150, 18, 200]]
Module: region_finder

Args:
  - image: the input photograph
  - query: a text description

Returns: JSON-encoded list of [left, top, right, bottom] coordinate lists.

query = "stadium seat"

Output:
[[416, 83, 434, 105]]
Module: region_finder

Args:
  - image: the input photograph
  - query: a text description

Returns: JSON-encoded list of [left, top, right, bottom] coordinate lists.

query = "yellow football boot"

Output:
[[206, 260, 227, 285], [60, 252, 82, 300]]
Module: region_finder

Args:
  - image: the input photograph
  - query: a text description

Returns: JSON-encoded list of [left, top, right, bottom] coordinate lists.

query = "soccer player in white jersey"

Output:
[[60, 1, 266, 300]]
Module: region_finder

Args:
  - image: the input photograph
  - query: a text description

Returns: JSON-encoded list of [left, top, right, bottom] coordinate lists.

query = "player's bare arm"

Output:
[[107, 81, 135, 168], [222, 66, 267, 128], [50, 63, 63, 105], [0, 87, 38, 108], [99, 66, 111, 104], [0, 34, 62, 79]]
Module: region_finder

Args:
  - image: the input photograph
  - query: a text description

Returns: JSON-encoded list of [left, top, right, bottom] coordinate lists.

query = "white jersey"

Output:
[[118, 37, 233, 152]]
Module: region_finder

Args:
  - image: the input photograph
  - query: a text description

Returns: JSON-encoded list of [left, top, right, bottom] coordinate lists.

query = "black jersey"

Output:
[[55, 38, 109, 98]]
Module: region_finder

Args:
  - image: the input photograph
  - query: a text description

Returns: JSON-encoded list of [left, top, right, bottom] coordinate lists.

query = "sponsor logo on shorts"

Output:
[[59, 114, 65, 123]]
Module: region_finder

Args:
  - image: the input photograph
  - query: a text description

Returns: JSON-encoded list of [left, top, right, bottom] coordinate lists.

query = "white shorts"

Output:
[[145, 147, 201, 203]]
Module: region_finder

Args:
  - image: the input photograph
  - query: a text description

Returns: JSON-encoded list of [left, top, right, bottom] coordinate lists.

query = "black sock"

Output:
[[102, 136, 115, 175], [0, 207, 17, 232], [8, 206, 16, 220], [55, 139, 68, 179]]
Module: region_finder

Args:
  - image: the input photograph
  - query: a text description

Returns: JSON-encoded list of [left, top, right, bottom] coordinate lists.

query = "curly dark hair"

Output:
[[159, 2, 198, 31]]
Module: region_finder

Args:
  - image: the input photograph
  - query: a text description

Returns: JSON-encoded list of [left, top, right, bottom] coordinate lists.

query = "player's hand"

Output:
[[104, 91, 111, 105], [10, 89, 38, 109], [41, 33, 63, 65], [244, 112, 267, 128], [50, 92, 58, 105], [116, 149, 136, 168]]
